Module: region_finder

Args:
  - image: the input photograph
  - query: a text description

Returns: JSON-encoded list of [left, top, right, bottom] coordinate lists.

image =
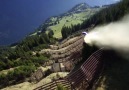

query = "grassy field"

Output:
[[29, 5, 101, 38], [46, 8, 99, 38]]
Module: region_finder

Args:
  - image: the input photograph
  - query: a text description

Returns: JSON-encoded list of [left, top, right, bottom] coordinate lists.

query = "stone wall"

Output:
[[30, 69, 44, 82], [51, 62, 73, 72]]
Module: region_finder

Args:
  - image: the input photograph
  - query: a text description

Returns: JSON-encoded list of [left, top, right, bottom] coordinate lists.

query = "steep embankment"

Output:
[[2, 32, 85, 90], [39, 35, 84, 64]]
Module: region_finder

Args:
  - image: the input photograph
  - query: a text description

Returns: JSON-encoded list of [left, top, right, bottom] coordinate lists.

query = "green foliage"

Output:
[[13, 32, 51, 54], [0, 61, 6, 71], [7, 60, 14, 68], [56, 84, 68, 90], [61, 24, 81, 39], [62, 24, 80, 39], [61, 0, 129, 39], [13, 65, 36, 79], [61, 26, 69, 39], [0, 32, 52, 71], [81, 0, 129, 29], [0, 54, 48, 71], [0, 73, 8, 88], [32, 44, 49, 51], [0, 65, 36, 89], [48, 30, 54, 38]]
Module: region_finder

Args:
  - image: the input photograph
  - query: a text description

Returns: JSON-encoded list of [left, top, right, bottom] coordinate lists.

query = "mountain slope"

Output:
[[31, 3, 101, 38], [45, 3, 100, 38], [67, 3, 91, 13], [1, 0, 129, 89]]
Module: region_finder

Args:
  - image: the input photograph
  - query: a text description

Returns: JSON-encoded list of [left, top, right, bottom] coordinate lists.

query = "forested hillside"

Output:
[[0, 0, 129, 89], [0, 30, 56, 88], [61, 0, 129, 39]]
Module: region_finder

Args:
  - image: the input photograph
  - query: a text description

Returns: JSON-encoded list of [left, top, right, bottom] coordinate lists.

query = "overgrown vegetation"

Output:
[[0, 31, 54, 88], [0, 65, 36, 88], [56, 84, 68, 90]]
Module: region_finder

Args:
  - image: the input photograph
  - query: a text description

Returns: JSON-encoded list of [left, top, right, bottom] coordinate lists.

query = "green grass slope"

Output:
[[30, 3, 101, 38], [45, 7, 100, 38]]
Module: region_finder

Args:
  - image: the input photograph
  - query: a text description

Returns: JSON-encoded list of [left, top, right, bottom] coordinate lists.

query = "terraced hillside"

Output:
[[1, 32, 85, 90], [34, 48, 105, 90], [39, 35, 84, 65]]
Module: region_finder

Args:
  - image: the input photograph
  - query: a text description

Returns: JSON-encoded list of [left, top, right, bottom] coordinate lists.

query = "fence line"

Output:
[[34, 49, 104, 90], [66, 48, 104, 90], [34, 79, 72, 90]]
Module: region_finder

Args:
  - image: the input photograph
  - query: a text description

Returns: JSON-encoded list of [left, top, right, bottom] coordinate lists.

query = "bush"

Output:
[[44, 69, 52, 77], [56, 84, 68, 90], [0, 65, 36, 89]]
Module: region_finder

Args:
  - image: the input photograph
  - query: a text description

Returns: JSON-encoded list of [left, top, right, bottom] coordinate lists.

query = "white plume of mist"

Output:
[[84, 14, 129, 53]]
